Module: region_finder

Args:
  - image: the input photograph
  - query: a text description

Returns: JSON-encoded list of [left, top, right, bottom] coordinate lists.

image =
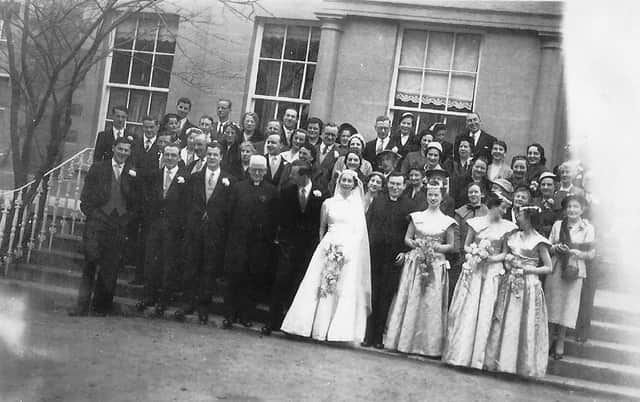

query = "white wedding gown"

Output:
[[280, 191, 371, 342]]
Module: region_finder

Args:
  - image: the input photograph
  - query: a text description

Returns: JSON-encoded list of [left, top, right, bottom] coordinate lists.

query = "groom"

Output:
[[262, 159, 327, 335], [363, 171, 415, 348]]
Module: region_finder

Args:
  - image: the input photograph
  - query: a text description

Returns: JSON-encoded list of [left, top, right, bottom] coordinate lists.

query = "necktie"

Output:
[[187, 152, 194, 166], [376, 140, 383, 154], [299, 187, 307, 211], [163, 170, 172, 198], [145, 139, 151, 151], [270, 156, 278, 177], [206, 172, 216, 201], [322, 145, 328, 155], [113, 163, 122, 181], [193, 159, 203, 174], [158, 155, 164, 169]]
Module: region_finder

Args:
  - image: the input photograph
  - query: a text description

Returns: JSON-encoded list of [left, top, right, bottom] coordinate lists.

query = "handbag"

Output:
[[561, 259, 580, 281]]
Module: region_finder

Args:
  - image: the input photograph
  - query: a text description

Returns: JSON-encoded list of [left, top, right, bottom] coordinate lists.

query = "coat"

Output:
[[454, 130, 496, 162], [144, 166, 189, 230], [93, 127, 136, 163], [80, 159, 140, 219]]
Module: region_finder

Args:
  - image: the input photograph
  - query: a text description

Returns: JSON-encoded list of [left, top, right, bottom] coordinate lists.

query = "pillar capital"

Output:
[[315, 13, 345, 32], [538, 31, 562, 50]]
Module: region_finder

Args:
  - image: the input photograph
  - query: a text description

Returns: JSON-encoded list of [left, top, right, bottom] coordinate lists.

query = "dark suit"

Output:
[[185, 157, 207, 179], [391, 134, 420, 160], [181, 168, 235, 315], [93, 127, 134, 163], [365, 194, 415, 346], [268, 182, 326, 329], [454, 130, 496, 162], [223, 180, 278, 322], [141, 166, 189, 306], [77, 159, 140, 313], [265, 155, 290, 187], [317, 144, 339, 181], [363, 137, 397, 166]]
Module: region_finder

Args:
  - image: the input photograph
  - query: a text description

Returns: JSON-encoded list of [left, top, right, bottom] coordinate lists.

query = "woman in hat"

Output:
[[384, 180, 457, 357], [281, 169, 371, 343], [329, 151, 366, 194], [332, 134, 373, 178], [484, 205, 553, 377], [534, 172, 559, 237], [376, 149, 402, 181], [444, 192, 517, 368], [487, 140, 513, 181], [404, 166, 427, 210], [445, 137, 474, 182], [451, 156, 491, 209], [508, 155, 529, 189], [363, 171, 385, 213], [526, 143, 548, 183], [545, 195, 595, 359], [400, 130, 433, 175], [392, 112, 420, 159]]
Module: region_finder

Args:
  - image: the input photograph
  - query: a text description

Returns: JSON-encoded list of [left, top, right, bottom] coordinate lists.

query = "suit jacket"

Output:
[[277, 182, 326, 246], [131, 137, 161, 177], [454, 130, 496, 162], [145, 166, 189, 229], [93, 127, 135, 163], [265, 155, 290, 187], [363, 137, 398, 166], [185, 157, 207, 178], [366, 194, 415, 264], [80, 159, 140, 218], [317, 145, 340, 180], [391, 134, 420, 159]]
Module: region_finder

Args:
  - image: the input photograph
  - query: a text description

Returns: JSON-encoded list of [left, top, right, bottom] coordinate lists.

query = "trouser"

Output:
[[576, 260, 597, 339], [180, 229, 219, 313], [78, 213, 128, 312], [365, 257, 402, 345], [224, 271, 258, 322], [142, 218, 183, 306], [127, 215, 146, 282], [268, 242, 309, 329]]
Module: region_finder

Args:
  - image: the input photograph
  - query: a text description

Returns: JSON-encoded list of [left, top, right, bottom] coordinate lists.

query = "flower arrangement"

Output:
[[505, 256, 525, 298], [460, 239, 494, 289], [318, 243, 346, 298], [222, 177, 230, 186], [414, 238, 437, 288]]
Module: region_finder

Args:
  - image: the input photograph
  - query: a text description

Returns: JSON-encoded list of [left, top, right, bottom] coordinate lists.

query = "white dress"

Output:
[[280, 192, 371, 342]]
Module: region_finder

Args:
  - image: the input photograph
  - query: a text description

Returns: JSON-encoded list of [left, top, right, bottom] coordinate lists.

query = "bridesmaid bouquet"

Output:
[[460, 239, 494, 289], [415, 238, 437, 288], [319, 243, 346, 298], [505, 255, 525, 298]]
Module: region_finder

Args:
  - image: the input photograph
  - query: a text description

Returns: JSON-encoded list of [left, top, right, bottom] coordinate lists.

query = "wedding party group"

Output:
[[70, 96, 597, 379]]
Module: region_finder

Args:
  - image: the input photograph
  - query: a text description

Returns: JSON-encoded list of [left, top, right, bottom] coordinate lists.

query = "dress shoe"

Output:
[[91, 310, 107, 317], [173, 309, 186, 322], [153, 304, 166, 318], [135, 299, 154, 312], [261, 326, 272, 335], [222, 319, 233, 329], [239, 319, 253, 328], [360, 341, 372, 348], [374, 343, 384, 350]]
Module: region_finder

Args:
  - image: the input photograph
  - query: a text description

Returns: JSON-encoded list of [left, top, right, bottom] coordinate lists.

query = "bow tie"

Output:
[[467, 204, 482, 211]]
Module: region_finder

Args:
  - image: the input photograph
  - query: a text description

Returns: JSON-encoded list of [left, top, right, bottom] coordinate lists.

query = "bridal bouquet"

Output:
[[415, 238, 437, 288], [505, 255, 525, 298], [460, 239, 494, 289], [318, 243, 346, 298]]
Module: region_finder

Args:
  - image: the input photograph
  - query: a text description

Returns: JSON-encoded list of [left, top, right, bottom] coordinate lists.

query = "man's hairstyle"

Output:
[[514, 185, 532, 197], [141, 115, 156, 124], [164, 113, 180, 122], [218, 98, 232, 108], [163, 143, 180, 154], [177, 97, 192, 107], [239, 141, 257, 153], [324, 122, 339, 132], [114, 136, 133, 147], [207, 141, 223, 153], [290, 159, 313, 176], [294, 128, 308, 137], [375, 115, 391, 124], [284, 107, 298, 117], [111, 105, 128, 115], [157, 130, 173, 139], [387, 171, 405, 182], [467, 112, 481, 120], [306, 117, 324, 132]]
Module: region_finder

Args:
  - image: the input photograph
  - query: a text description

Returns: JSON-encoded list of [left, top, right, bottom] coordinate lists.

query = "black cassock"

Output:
[[223, 179, 278, 322]]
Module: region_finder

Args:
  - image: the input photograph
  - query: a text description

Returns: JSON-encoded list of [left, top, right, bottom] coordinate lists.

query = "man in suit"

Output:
[[177, 142, 235, 323], [317, 123, 340, 180], [185, 132, 208, 177], [264, 133, 290, 187], [454, 112, 496, 162], [70, 137, 140, 316], [262, 160, 327, 335], [222, 155, 278, 329], [363, 115, 396, 166], [363, 172, 414, 348], [93, 105, 132, 163], [213, 99, 232, 139], [175, 97, 196, 146], [281, 108, 298, 148], [135, 144, 188, 314]]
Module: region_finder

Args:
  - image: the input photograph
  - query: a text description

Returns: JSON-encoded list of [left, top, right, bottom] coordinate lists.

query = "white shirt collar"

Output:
[[301, 180, 312, 195], [112, 158, 123, 169], [144, 136, 157, 146], [165, 165, 178, 176]]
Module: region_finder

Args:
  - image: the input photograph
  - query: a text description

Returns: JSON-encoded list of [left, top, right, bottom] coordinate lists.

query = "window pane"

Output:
[[149, 92, 168, 121], [448, 74, 475, 113], [254, 99, 278, 128], [426, 32, 454, 70], [284, 26, 309, 61], [156, 15, 178, 53], [278, 62, 304, 99], [135, 15, 157, 51], [115, 18, 136, 50], [107, 88, 128, 118], [260, 24, 285, 58], [453, 34, 481, 72], [445, 115, 467, 137], [308, 27, 320, 62], [303, 64, 315, 100], [421, 71, 448, 110], [255, 60, 280, 96], [128, 90, 150, 122], [152, 55, 173, 88], [130, 53, 153, 86], [109, 51, 131, 84], [395, 70, 422, 108], [400, 30, 427, 67]]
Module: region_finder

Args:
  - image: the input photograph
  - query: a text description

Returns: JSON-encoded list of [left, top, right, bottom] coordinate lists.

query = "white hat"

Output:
[[426, 142, 443, 153], [249, 155, 267, 169]]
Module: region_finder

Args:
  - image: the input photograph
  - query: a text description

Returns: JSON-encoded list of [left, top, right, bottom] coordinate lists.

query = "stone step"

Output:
[[7, 263, 141, 299], [539, 374, 640, 401], [564, 338, 640, 367], [547, 355, 640, 388], [593, 305, 640, 328], [586, 321, 640, 347], [48, 233, 83, 252], [25, 249, 137, 276]]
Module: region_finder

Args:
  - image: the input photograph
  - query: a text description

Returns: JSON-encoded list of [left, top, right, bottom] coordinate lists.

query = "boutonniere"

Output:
[[392, 146, 399, 153], [128, 169, 137, 177], [222, 177, 230, 187], [312, 189, 322, 197], [127, 135, 134, 141], [333, 150, 339, 158], [176, 176, 185, 184]]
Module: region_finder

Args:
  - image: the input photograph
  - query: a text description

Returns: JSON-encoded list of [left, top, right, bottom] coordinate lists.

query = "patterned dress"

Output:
[[484, 231, 551, 377], [443, 217, 517, 368], [384, 211, 456, 356]]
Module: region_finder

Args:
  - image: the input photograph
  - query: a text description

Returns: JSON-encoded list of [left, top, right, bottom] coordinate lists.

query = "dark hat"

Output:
[[491, 178, 514, 195], [338, 122, 358, 134], [424, 168, 449, 179]]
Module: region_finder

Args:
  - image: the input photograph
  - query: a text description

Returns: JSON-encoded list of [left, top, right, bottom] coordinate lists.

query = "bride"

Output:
[[280, 169, 371, 342]]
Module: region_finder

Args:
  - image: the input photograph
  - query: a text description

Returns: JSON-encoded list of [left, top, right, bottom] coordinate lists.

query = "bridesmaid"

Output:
[[384, 181, 457, 357], [444, 192, 516, 368], [545, 195, 596, 359], [484, 205, 553, 378]]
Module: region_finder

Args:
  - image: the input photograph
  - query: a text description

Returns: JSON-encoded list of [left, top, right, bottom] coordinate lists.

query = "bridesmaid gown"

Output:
[[443, 217, 516, 368], [384, 210, 456, 357], [484, 231, 551, 377]]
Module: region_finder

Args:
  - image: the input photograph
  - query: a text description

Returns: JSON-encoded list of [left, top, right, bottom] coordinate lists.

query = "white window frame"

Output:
[[0, 20, 5, 42], [388, 25, 484, 134], [96, 14, 177, 133], [246, 21, 320, 127]]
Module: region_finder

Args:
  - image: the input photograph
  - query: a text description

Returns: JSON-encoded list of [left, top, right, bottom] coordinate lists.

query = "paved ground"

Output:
[[0, 292, 617, 402]]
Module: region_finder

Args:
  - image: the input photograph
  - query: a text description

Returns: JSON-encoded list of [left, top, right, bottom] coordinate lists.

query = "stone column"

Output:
[[528, 32, 563, 163], [308, 15, 344, 121]]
